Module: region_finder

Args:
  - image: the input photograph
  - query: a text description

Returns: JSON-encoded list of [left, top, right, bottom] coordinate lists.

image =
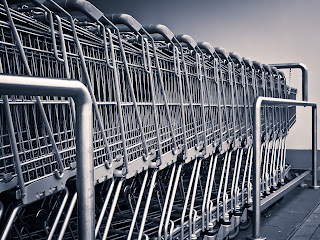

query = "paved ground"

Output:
[[234, 184, 320, 240], [288, 200, 320, 240]]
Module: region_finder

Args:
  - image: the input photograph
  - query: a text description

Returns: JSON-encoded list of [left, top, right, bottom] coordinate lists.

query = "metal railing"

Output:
[[248, 96, 318, 240], [0, 75, 94, 240], [270, 63, 308, 101]]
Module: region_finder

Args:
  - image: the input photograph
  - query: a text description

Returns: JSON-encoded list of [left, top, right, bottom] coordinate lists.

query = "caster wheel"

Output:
[[239, 216, 252, 230], [228, 225, 240, 239]]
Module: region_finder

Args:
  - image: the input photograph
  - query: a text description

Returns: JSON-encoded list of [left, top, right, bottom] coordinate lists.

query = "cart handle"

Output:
[[197, 41, 215, 55], [263, 64, 272, 73], [252, 61, 263, 70], [106, 13, 142, 33], [229, 52, 242, 64], [144, 24, 174, 42], [54, 0, 104, 21], [271, 66, 279, 75], [279, 71, 285, 78], [176, 34, 197, 49], [214, 47, 229, 59], [243, 58, 253, 67]]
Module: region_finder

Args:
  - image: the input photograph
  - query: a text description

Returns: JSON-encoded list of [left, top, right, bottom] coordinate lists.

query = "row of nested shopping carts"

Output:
[[0, 0, 298, 239]]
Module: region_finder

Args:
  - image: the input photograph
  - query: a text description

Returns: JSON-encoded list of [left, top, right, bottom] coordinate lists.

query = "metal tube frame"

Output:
[[247, 96, 319, 240], [0, 75, 94, 240], [269, 63, 308, 101]]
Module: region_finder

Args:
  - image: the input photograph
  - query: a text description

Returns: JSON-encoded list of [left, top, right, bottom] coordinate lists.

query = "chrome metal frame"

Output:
[[248, 96, 318, 240], [0, 75, 94, 240], [269, 63, 308, 101]]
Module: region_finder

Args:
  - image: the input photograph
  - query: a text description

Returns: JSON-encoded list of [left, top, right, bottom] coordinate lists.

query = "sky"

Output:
[[90, 0, 320, 149]]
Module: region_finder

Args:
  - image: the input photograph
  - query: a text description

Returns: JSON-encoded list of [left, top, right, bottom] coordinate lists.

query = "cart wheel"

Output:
[[239, 216, 252, 230], [228, 225, 240, 239]]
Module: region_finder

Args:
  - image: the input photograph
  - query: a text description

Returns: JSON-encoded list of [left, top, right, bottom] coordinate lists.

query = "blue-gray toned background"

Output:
[[90, 0, 320, 151]]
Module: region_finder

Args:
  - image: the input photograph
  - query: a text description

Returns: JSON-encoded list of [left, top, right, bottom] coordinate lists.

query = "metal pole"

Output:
[[75, 88, 94, 240], [269, 63, 308, 101], [311, 105, 320, 189], [247, 98, 265, 240], [0, 75, 94, 240]]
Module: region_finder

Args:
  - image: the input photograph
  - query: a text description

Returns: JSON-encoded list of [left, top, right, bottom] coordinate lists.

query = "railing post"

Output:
[[311, 105, 320, 189], [74, 92, 95, 240], [247, 98, 266, 240]]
